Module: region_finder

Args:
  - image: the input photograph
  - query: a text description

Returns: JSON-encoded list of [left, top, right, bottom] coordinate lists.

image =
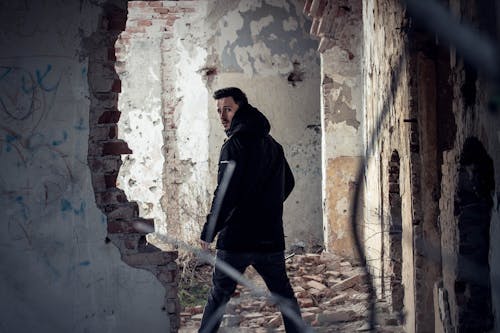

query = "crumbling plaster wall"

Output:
[[317, 0, 364, 260], [363, 1, 417, 331], [115, 1, 209, 248], [117, 0, 322, 249], [116, 4, 167, 237], [436, 1, 500, 331], [0, 1, 171, 332]]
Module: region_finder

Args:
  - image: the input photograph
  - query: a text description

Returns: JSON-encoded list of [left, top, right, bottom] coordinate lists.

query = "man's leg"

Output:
[[252, 251, 304, 333], [199, 251, 249, 333]]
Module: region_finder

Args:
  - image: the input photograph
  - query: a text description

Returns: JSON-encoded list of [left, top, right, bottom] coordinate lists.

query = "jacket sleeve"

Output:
[[200, 139, 244, 243], [284, 158, 295, 201]]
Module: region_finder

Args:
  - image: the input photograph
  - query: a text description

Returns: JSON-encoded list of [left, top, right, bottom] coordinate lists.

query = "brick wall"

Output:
[[115, 1, 209, 248], [87, 2, 180, 331]]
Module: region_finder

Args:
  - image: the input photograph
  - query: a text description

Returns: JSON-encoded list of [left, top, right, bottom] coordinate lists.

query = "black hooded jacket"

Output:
[[200, 103, 294, 252]]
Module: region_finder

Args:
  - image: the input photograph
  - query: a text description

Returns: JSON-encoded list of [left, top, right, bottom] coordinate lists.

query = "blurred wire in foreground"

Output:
[[134, 222, 313, 333]]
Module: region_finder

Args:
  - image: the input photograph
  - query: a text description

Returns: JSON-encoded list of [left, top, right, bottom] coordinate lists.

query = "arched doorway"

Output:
[[388, 150, 404, 313], [454, 137, 494, 331]]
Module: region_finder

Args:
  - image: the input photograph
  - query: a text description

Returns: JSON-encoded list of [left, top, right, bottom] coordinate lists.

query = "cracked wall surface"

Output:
[[0, 1, 173, 332]]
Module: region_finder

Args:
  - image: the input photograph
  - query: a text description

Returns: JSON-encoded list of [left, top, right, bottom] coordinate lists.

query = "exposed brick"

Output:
[[107, 218, 154, 234], [104, 202, 139, 220], [126, 26, 146, 34], [124, 234, 142, 250], [102, 5, 127, 31], [157, 269, 175, 283], [166, 298, 179, 314], [147, 2, 163, 7], [88, 157, 121, 174], [128, 1, 147, 8], [90, 124, 118, 141], [89, 75, 117, 93], [102, 140, 132, 155], [97, 110, 122, 124], [179, 7, 196, 13], [165, 284, 178, 299], [122, 251, 178, 267], [154, 7, 170, 14], [108, 48, 116, 61], [88, 142, 103, 157], [95, 187, 128, 205], [166, 16, 179, 25], [104, 172, 118, 188], [111, 79, 121, 93], [91, 173, 106, 192], [92, 92, 119, 108], [137, 19, 153, 26]]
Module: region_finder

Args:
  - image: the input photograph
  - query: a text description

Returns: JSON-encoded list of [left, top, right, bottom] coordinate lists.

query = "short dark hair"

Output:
[[213, 87, 248, 106]]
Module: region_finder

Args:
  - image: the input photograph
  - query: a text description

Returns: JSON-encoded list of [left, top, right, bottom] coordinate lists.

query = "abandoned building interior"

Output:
[[1, 0, 499, 332]]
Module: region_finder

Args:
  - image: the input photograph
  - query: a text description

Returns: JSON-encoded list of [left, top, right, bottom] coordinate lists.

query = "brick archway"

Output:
[[85, 3, 179, 331]]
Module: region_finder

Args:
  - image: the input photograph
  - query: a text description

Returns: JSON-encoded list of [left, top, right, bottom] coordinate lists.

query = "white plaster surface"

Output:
[[283, 17, 299, 31], [324, 121, 364, 158], [0, 2, 169, 332], [173, 7, 212, 241], [250, 15, 274, 37], [116, 36, 165, 228]]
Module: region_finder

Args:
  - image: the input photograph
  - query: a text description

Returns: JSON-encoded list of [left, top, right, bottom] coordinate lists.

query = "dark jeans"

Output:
[[199, 250, 303, 333]]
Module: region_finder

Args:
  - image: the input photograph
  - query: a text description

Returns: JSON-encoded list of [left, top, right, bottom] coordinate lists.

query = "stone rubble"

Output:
[[179, 253, 405, 332]]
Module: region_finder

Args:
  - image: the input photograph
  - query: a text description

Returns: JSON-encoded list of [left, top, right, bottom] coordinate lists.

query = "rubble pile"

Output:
[[179, 253, 405, 332]]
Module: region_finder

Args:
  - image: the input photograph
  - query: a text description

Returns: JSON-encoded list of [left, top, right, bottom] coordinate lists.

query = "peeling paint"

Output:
[[324, 121, 363, 158], [324, 157, 363, 259], [283, 17, 298, 31], [218, 1, 317, 75], [250, 15, 273, 36]]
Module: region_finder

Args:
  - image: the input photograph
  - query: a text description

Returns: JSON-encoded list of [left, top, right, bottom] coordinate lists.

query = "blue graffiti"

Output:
[[61, 199, 86, 216], [36, 64, 60, 92], [81, 66, 87, 77], [51, 131, 68, 146], [6, 64, 60, 95], [5, 133, 19, 153], [21, 73, 36, 94], [79, 261, 91, 266], [74, 117, 86, 131], [0, 67, 12, 81], [61, 199, 72, 212], [15, 196, 29, 220]]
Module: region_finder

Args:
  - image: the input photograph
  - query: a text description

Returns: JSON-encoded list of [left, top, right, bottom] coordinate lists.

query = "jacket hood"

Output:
[[226, 103, 271, 137]]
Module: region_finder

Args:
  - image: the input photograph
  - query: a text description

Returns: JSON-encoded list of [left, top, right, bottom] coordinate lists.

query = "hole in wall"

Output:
[[113, 0, 327, 330], [454, 137, 494, 331], [87, 2, 180, 331], [388, 150, 404, 314], [114, 0, 324, 252]]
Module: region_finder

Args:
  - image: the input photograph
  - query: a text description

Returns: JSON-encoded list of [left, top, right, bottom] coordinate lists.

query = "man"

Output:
[[199, 87, 304, 333]]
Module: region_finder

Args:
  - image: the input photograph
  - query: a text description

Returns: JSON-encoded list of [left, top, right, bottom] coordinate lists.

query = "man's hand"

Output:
[[200, 240, 211, 251]]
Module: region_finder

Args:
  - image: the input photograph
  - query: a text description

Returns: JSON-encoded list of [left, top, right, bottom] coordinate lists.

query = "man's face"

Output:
[[216, 97, 239, 131]]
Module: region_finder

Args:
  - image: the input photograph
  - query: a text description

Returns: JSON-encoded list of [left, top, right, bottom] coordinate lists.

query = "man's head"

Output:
[[213, 87, 248, 131]]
